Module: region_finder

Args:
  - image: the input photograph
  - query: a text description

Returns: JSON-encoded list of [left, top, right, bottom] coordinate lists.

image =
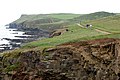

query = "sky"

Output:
[[0, 0, 120, 25]]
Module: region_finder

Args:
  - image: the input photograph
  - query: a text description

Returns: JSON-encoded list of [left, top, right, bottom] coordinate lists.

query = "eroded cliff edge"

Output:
[[0, 38, 120, 80]]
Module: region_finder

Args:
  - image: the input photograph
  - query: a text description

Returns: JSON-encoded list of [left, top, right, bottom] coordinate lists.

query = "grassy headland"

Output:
[[9, 11, 120, 49]]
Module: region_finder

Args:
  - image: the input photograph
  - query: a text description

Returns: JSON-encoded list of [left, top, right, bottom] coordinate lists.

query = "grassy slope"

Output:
[[22, 24, 105, 48], [82, 15, 120, 33], [71, 11, 116, 22]]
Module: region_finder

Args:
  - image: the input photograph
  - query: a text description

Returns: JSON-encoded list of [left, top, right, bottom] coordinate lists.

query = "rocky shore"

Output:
[[0, 22, 68, 52], [0, 23, 51, 52]]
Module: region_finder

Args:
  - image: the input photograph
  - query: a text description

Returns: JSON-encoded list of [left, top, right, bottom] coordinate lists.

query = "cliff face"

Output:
[[0, 38, 120, 80], [9, 16, 69, 39]]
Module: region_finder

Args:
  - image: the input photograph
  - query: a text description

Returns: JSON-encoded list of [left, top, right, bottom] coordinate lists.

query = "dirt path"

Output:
[[77, 23, 84, 28], [77, 23, 111, 34], [94, 29, 111, 34]]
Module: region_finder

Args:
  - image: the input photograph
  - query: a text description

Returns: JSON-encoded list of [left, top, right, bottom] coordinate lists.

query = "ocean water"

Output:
[[0, 25, 29, 45]]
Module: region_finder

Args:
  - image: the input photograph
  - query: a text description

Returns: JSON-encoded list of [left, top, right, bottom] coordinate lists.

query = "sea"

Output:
[[0, 25, 30, 51]]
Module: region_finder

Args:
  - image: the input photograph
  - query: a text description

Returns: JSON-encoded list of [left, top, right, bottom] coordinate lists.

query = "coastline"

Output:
[[0, 26, 33, 52]]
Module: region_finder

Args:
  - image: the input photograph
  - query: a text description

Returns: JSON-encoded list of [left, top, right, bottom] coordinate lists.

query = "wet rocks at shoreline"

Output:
[[0, 26, 50, 52]]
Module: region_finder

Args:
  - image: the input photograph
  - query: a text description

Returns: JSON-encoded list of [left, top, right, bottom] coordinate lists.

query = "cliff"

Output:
[[9, 14, 75, 31], [9, 15, 71, 39], [0, 38, 120, 80]]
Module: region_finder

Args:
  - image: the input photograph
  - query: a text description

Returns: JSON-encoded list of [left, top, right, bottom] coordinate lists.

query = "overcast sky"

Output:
[[0, 0, 120, 25]]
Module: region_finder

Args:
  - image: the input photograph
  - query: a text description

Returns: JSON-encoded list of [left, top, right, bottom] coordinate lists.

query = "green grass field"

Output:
[[47, 13, 80, 19], [82, 15, 120, 33], [71, 11, 115, 22]]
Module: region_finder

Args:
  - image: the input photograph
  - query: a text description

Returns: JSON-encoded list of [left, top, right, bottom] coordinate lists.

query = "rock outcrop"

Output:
[[49, 28, 69, 38], [0, 38, 120, 80]]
